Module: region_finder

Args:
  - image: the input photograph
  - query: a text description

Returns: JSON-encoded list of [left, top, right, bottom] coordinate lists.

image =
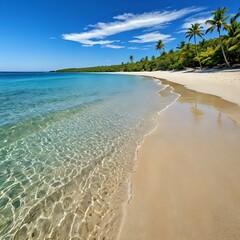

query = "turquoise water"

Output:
[[0, 72, 177, 239]]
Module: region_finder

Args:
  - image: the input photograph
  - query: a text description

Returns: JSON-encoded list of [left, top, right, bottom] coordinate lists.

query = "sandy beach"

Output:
[[116, 70, 240, 106], [118, 70, 240, 240]]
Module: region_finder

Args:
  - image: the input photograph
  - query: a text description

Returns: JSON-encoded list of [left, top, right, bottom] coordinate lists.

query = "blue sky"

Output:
[[0, 0, 239, 71]]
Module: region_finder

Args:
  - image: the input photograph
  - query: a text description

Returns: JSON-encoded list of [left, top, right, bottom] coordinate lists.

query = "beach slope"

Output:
[[119, 75, 240, 240]]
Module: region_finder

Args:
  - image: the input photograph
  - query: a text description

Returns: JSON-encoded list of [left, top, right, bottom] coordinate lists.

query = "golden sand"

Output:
[[119, 80, 240, 240]]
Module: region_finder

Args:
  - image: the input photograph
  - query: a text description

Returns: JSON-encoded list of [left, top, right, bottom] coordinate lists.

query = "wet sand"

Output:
[[115, 70, 240, 106], [119, 81, 240, 240]]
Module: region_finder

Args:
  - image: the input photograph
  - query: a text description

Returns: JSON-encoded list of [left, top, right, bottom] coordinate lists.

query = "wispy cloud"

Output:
[[178, 11, 211, 33], [113, 13, 135, 20], [181, 17, 210, 29], [130, 32, 175, 43], [128, 47, 140, 50], [63, 7, 204, 48], [128, 45, 155, 50], [143, 23, 170, 32], [103, 44, 125, 49], [49, 36, 56, 40], [144, 44, 155, 47]]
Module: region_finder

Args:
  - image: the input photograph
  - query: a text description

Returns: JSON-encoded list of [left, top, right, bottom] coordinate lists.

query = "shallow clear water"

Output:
[[0, 72, 177, 239]]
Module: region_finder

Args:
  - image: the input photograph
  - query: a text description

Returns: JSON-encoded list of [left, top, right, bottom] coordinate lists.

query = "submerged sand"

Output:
[[118, 77, 240, 240]]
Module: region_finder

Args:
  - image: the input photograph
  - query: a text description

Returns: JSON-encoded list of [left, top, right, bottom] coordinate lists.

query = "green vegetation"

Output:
[[206, 7, 231, 66], [186, 23, 204, 68], [155, 40, 165, 56], [129, 55, 134, 63], [57, 7, 240, 73]]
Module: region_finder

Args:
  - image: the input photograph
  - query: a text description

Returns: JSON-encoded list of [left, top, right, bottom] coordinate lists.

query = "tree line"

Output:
[[57, 7, 240, 73]]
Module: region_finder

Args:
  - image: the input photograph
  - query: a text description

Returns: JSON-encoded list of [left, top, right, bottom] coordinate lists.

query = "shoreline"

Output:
[[117, 82, 180, 239], [113, 69, 240, 107], [117, 71, 240, 239]]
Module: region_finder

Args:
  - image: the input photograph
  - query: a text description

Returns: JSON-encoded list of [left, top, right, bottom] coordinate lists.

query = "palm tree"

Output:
[[177, 41, 186, 49], [160, 51, 167, 58], [129, 55, 134, 63], [155, 40, 165, 56], [198, 39, 206, 49], [205, 7, 230, 67], [186, 23, 204, 68], [226, 9, 240, 51]]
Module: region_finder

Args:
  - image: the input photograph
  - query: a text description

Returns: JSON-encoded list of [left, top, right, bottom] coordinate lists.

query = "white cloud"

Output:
[[179, 11, 212, 33], [130, 32, 175, 43], [113, 13, 135, 20], [128, 45, 155, 50], [144, 44, 155, 47], [128, 47, 140, 50], [181, 17, 210, 30], [177, 29, 188, 34], [63, 7, 204, 48], [143, 23, 170, 32], [103, 44, 125, 49]]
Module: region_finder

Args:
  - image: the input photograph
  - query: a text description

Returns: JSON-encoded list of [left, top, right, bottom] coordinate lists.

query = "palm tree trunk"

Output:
[[218, 31, 230, 67], [194, 36, 202, 69]]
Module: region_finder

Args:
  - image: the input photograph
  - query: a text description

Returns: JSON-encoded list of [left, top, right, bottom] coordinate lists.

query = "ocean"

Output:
[[0, 72, 177, 239]]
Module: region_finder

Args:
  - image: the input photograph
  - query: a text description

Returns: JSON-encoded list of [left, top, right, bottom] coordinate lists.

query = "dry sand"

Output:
[[118, 74, 240, 240]]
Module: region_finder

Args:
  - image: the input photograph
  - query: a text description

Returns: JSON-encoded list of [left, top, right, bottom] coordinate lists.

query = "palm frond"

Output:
[[222, 15, 230, 22], [206, 26, 215, 34], [186, 34, 193, 41], [205, 20, 215, 25], [228, 43, 240, 51], [232, 8, 240, 21]]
